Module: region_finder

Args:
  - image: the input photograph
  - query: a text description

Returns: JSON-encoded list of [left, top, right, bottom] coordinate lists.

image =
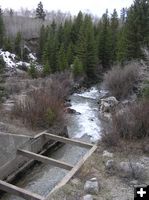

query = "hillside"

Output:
[[0, 0, 149, 200]]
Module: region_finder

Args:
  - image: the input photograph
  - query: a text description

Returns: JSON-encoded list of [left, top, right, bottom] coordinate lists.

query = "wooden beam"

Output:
[[46, 145, 97, 199], [0, 180, 44, 200], [17, 149, 73, 171], [44, 133, 93, 149]]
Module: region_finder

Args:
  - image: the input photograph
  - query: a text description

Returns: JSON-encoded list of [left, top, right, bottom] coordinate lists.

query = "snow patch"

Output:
[[0, 49, 38, 72], [28, 53, 37, 61]]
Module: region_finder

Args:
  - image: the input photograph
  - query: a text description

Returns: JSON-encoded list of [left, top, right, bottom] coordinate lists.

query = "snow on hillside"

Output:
[[0, 49, 40, 72]]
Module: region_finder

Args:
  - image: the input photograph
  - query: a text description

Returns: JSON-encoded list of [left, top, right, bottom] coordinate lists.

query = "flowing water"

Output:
[[2, 86, 104, 200]]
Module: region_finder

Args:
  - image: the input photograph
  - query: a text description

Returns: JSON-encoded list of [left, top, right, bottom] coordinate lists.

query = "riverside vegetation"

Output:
[[0, 0, 149, 199]]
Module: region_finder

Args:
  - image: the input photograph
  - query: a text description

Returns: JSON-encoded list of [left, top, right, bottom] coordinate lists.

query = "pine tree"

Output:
[[38, 25, 46, 62], [98, 10, 111, 69], [126, 0, 149, 59], [14, 32, 22, 58], [66, 43, 73, 65], [110, 9, 119, 64], [120, 8, 127, 24], [9, 9, 14, 17], [75, 23, 87, 67], [84, 14, 98, 79], [0, 7, 4, 48], [36, 1, 46, 21], [72, 56, 84, 78], [0, 56, 5, 74], [3, 37, 13, 52], [71, 11, 84, 44], [58, 44, 68, 71], [117, 27, 128, 64], [43, 61, 51, 76], [28, 63, 37, 78]]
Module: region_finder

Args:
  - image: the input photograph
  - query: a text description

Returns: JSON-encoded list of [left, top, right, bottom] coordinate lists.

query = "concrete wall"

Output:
[[0, 133, 50, 181], [0, 132, 31, 168]]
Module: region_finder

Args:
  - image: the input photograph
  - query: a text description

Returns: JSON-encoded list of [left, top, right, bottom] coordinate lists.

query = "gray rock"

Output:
[[119, 161, 145, 179], [84, 177, 99, 195], [100, 96, 119, 113], [83, 194, 93, 200], [65, 107, 77, 114], [103, 150, 113, 158], [143, 144, 149, 153], [130, 180, 138, 186], [105, 159, 116, 171], [64, 102, 72, 107]]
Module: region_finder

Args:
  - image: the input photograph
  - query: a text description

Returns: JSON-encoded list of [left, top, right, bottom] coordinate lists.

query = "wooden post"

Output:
[[44, 133, 93, 148], [17, 149, 73, 171]]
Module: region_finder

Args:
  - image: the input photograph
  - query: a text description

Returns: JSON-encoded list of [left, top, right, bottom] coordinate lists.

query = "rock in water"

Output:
[[100, 96, 119, 113]]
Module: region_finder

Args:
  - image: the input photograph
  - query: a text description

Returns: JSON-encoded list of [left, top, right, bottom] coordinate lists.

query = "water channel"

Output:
[[2, 86, 104, 200]]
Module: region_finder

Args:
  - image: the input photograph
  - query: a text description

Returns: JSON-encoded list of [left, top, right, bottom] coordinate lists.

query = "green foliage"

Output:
[[126, 0, 149, 59], [0, 8, 4, 48], [3, 37, 13, 52], [46, 108, 56, 126], [43, 61, 51, 76], [110, 9, 119, 64], [28, 63, 37, 78], [0, 57, 6, 103], [14, 32, 22, 58], [58, 44, 68, 71], [72, 57, 84, 77], [0, 56, 5, 74], [38, 25, 47, 62], [98, 10, 112, 69], [38, 2, 149, 80], [141, 81, 149, 99], [36, 1, 46, 20], [117, 27, 128, 64]]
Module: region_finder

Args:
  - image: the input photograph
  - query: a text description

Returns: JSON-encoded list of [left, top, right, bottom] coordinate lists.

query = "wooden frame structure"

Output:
[[0, 131, 97, 200]]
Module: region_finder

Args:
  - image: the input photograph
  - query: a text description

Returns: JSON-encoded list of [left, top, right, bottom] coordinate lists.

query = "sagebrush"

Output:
[[102, 100, 149, 146], [103, 63, 139, 99], [11, 72, 72, 128]]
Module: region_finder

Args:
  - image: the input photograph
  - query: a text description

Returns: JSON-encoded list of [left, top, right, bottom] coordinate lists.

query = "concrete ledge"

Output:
[[0, 180, 44, 200], [46, 145, 97, 199]]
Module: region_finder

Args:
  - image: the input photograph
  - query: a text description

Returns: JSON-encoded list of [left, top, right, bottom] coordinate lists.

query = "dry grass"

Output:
[[103, 63, 139, 100]]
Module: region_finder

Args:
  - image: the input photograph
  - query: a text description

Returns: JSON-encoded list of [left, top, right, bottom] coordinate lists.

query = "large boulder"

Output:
[[118, 161, 145, 179], [100, 96, 119, 113], [64, 107, 81, 115], [84, 177, 100, 195], [83, 194, 93, 200]]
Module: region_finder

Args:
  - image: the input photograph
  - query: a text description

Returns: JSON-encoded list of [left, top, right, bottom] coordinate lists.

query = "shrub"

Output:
[[28, 62, 38, 78], [11, 73, 71, 128], [102, 100, 149, 146], [103, 63, 139, 99], [0, 56, 5, 74], [141, 81, 149, 99]]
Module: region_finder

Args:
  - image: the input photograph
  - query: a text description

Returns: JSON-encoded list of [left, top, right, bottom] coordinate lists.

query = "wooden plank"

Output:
[[34, 130, 47, 139], [46, 145, 97, 199], [0, 180, 44, 200], [17, 149, 73, 171], [44, 133, 93, 148]]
